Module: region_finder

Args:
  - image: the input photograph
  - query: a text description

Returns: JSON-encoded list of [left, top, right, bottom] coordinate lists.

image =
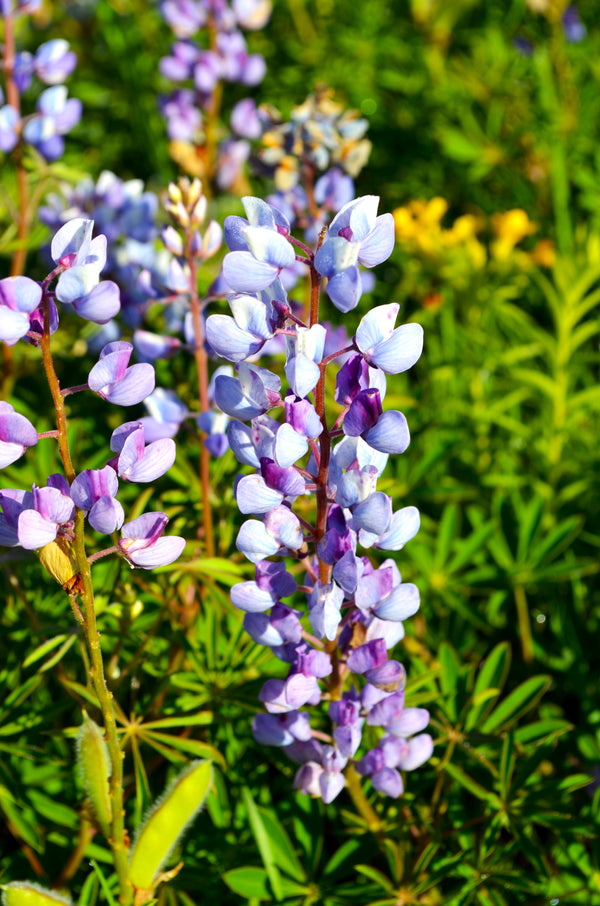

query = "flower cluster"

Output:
[[257, 87, 372, 193], [207, 192, 431, 801], [159, 0, 271, 188], [0, 219, 184, 573], [39, 170, 160, 327], [0, 5, 81, 162]]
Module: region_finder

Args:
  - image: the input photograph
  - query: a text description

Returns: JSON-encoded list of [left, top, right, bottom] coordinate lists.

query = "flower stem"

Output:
[[186, 229, 215, 557], [40, 300, 132, 905], [344, 764, 384, 836]]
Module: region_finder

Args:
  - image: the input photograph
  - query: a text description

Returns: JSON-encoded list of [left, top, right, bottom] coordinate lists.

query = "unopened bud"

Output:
[[190, 194, 207, 226], [167, 182, 183, 204]]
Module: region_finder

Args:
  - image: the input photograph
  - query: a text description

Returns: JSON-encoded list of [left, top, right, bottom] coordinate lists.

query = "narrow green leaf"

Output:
[[481, 676, 550, 734], [513, 719, 572, 745], [256, 807, 307, 883], [465, 642, 511, 730], [141, 713, 213, 730], [142, 731, 225, 767], [355, 866, 394, 893], [22, 635, 69, 669], [443, 763, 499, 804], [242, 787, 283, 901]]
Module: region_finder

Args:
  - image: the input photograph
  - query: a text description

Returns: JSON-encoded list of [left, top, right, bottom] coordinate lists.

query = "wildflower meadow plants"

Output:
[[2, 2, 600, 906]]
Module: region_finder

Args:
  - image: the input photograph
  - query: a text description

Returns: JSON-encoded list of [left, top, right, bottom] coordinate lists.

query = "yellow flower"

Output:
[[491, 209, 538, 261]]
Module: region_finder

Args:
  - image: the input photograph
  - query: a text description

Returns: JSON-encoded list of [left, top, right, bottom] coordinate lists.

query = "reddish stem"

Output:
[[186, 229, 215, 557]]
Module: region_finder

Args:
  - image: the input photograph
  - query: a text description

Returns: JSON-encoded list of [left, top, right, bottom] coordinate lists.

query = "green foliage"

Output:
[[2, 0, 600, 904]]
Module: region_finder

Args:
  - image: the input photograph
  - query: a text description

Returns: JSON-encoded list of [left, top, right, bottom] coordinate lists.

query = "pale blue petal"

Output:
[[326, 266, 362, 313], [355, 303, 399, 352], [206, 313, 263, 362], [243, 226, 295, 268], [273, 423, 308, 467], [364, 411, 410, 455], [374, 582, 420, 621], [351, 492, 392, 536], [357, 213, 395, 267], [223, 251, 279, 292], [374, 506, 420, 550], [369, 323, 424, 374], [236, 519, 280, 562], [236, 474, 283, 513], [285, 354, 320, 399], [348, 195, 379, 240], [314, 236, 359, 277]]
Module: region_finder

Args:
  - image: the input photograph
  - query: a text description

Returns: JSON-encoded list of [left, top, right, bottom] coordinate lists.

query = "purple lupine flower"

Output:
[[0, 402, 38, 467], [355, 303, 423, 375], [118, 512, 185, 568], [0, 277, 42, 345], [70, 466, 124, 534], [222, 197, 295, 292], [50, 218, 121, 323], [109, 422, 176, 482], [252, 710, 312, 746], [34, 40, 77, 85], [162, 0, 207, 37], [314, 195, 395, 312], [233, 0, 272, 30], [562, 6, 586, 42], [17, 480, 75, 550], [141, 388, 188, 441], [206, 287, 280, 363], [214, 362, 281, 420], [88, 341, 155, 406], [0, 104, 19, 152], [22, 85, 82, 160]]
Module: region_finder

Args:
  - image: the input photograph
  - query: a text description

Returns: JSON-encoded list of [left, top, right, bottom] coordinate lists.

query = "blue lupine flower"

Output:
[[34, 40, 77, 85], [22, 85, 82, 160], [355, 303, 423, 375]]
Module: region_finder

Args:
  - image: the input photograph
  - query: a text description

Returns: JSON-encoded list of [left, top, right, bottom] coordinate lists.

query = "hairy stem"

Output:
[[40, 300, 132, 904]]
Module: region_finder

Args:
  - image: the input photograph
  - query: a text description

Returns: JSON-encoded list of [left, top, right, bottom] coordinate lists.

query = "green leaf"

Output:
[[443, 763, 499, 804], [481, 676, 551, 734], [142, 731, 225, 767], [221, 867, 270, 900], [255, 808, 307, 883], [465, 642, 511, 730], [514, 719, 572, 745], [354, 866, 394, 893], [22, 634, 70, 669], [242, 788, 283, 901]]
